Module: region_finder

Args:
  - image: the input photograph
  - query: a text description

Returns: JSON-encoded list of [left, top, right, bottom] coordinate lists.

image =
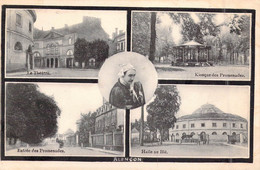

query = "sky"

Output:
[[38, 83, 103, 134], [131, 85, 250, 122], [33, 9, 127, 38]]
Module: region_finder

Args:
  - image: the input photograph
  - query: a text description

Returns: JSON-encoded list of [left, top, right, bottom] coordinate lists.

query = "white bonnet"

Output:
[[118, 64, 136, 77]]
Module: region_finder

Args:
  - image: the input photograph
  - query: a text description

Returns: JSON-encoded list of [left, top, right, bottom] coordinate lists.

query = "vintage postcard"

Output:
[[4, 82, 125, 157], [0, 2, 257, 169]]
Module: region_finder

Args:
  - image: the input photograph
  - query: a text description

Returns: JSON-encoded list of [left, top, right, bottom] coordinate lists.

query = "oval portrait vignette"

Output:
[[98, 52, 158, 110]]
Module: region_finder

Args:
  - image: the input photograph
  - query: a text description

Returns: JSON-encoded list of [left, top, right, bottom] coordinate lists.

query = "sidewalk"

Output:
[[85, 147, 123, 155]]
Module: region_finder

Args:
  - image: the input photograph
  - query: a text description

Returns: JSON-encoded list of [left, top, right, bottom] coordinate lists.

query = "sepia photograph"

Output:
[[132, 11, 252, 80], [98, 52, 158, 109], [5, 83, 125, 156], [130, 84, 250, 158], [5, 8, 126, 78]]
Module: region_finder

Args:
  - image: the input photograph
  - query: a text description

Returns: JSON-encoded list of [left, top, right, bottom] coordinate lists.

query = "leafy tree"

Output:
[[146, 85, 181, 145], [169, 13, 204, 43], [6, 83, 60, 145], [90, 39, 109, 67], [229, 14, 250, 64], [132, 12, 151, 56], [74, 38, 87, 67], [77, 111, 96, 147]]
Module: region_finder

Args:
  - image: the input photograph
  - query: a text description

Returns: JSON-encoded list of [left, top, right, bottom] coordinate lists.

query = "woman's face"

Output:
[[122, 69, 136, 85]]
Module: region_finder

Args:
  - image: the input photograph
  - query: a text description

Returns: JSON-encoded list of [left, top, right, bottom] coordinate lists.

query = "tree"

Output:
[[146, 85, 181, 145], [74, 38, 87, 67], [6, 83, 60, 145], [77, 111, 96, 147], [229, 14, 250, 64], [132, 12, 151, 56], [149, 12, 157, 62], [90, 39, 109, 67]]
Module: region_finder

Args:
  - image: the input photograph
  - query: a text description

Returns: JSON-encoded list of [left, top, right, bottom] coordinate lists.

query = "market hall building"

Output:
[[169, 104, 248, 143]]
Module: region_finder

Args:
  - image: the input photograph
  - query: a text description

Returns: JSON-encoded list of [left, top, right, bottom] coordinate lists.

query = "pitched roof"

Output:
[[34, 16, 109, 41], [178, 104, 247, 122]]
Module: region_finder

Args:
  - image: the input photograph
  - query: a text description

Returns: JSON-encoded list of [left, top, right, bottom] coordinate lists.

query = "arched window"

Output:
[[176, 133, 179, 136], [222, 132, 227, 135], [33, 52, 41, 57], [232, 132, 236, 136], [212, 132, 217, 135], [14, 42, 23, 51], [182, 132, 186, 136], [67, 49, 73, 56], [190, 132, 195, 136], [68, 37, 72, 45]]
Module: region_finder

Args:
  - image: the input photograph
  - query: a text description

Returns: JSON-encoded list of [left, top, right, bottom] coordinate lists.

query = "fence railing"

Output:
[[91, 131, 123, 151]]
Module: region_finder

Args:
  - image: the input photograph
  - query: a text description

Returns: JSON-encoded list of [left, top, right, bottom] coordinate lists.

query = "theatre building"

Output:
[[90, 101, 124, 151], [169, 104, 248, 143], [6, 9, 37, 72], [32, 16, 109, 69]]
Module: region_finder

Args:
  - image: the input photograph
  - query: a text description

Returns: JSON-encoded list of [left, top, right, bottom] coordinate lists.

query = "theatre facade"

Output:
[[6, 9, 37, 72], [32, 16, 109, 69], [169, 104, 248, 143]]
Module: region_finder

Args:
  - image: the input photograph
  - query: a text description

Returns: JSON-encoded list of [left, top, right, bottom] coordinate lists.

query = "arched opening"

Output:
[[51, 58, 54, 68], [47, 59, 50, 67], [14, 42, 23, 51], [55, 58, 58, 68], [190, 132, 195, 136], [232, 132, 236, 136], [212, 132, 217, 135], [222, 132, 227, 135], [176, 133, 179, 136]]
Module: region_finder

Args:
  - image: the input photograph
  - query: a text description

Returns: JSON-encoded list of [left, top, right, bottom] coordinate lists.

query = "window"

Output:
[[232, 123, 236, 128], [176, 125, 179, 129], [29, 22, 32, 32], [212, 132, 217, 135], [176, 133, 179, 136], [212, 123, 217, 127], [240, 124, 243, 128], [201, 123, 205, 127], [16, 13, 22, 27], [183, 124, 186, 129], [222, 132, 227, 135], [191, 123, 195, 128], [14, 42, 23, 51], [68, 38, 72, 45], [223, 123, 227, 127]]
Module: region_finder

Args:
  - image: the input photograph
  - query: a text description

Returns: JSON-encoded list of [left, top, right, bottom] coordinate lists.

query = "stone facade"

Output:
[[169, 104, 248, 143], [32, 16, 109, 69], [6, 9, 36, 72]]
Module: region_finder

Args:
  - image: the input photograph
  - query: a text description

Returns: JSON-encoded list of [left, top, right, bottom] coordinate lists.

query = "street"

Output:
[[131, 142, 249, 158], [5, 143, 123, 156]]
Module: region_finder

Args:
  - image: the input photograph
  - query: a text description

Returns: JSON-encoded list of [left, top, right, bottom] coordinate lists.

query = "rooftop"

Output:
[[178, 104, 247, 122]]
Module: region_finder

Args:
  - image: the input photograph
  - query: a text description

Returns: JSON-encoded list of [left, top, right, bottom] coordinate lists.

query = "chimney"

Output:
[[119, 30, 123, 35], [115, 28, 118, 37]]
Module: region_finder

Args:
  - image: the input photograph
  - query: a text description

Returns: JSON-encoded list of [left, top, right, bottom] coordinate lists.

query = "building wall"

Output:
[[6, 10, 35, 72], [169, 119, 248, 142]]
